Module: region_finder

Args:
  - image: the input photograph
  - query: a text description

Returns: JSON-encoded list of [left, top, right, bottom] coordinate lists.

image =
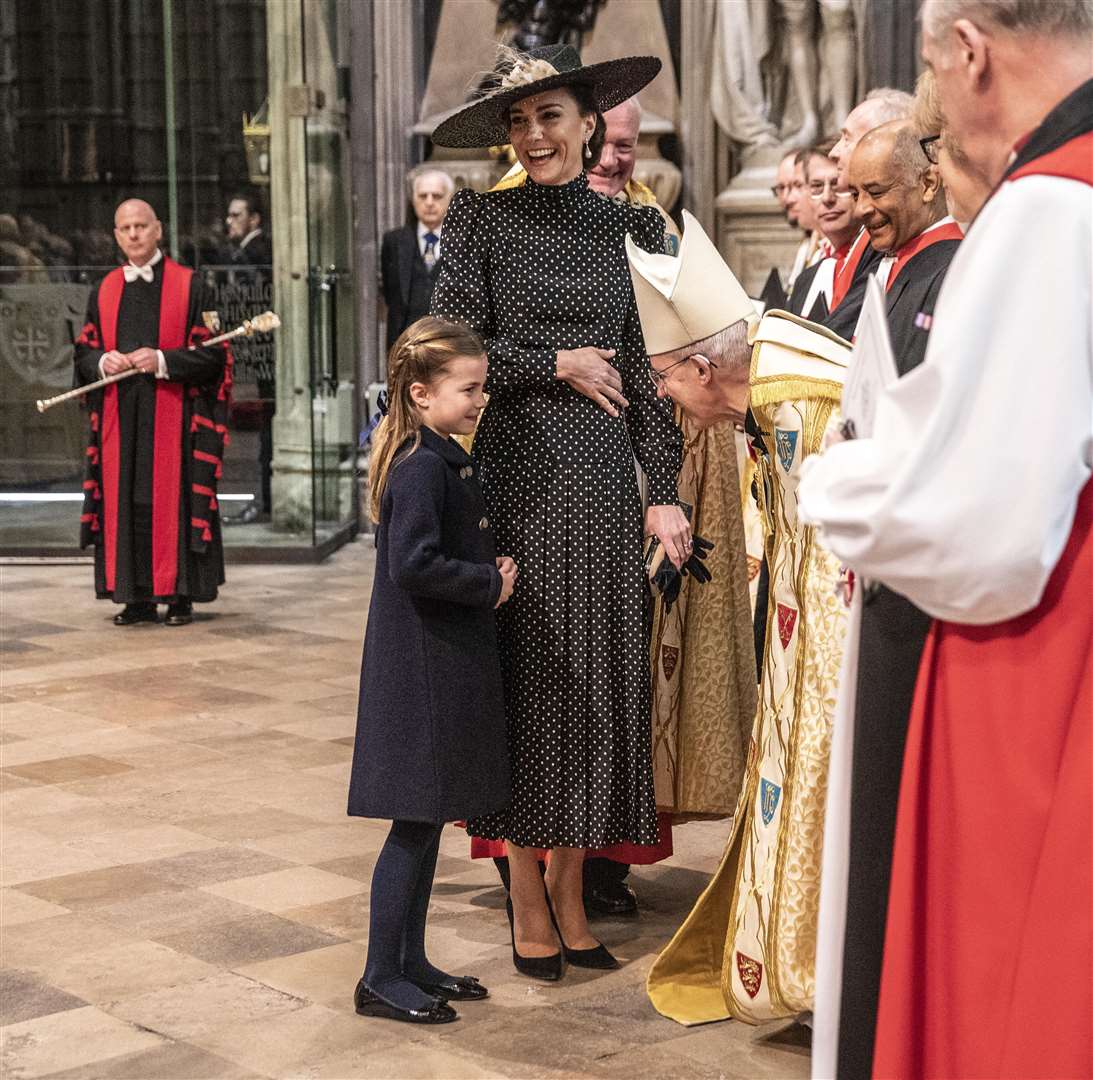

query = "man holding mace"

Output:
[[73, 199, 230, 626]]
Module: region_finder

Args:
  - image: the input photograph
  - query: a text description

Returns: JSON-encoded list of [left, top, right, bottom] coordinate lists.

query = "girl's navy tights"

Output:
[[363, 819, 452, 1011]]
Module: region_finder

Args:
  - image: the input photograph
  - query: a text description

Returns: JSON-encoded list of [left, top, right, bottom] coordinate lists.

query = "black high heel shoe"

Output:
[[506, 897, 563, 981], [545, 890, 620, 970], [353, 979, 458, 1024], [408, 974, 488, 1001]]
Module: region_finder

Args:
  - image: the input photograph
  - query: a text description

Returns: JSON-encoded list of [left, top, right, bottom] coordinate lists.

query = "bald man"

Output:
[[824, 87, 916, 338], [74, 199, 228, 626]]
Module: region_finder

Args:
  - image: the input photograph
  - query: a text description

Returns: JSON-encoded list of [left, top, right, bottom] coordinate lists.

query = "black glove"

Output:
[[651, 534, 715, 613], [680, 534, 714, 584]]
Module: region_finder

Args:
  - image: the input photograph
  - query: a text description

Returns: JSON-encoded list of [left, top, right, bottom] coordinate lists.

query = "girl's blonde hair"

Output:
[[369, 316, 485, 522]]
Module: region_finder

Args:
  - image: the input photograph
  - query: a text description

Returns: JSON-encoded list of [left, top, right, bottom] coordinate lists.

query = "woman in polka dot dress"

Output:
[[431, 44, 690, 977]]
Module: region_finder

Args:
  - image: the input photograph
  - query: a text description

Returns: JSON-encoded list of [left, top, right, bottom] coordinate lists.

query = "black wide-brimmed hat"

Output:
[[430, 44, 661, 149]]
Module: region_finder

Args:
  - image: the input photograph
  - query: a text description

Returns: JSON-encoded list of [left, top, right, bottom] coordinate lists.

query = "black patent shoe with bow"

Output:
[[409, 974, 489, 1001], [353, 980, 458, 1024]]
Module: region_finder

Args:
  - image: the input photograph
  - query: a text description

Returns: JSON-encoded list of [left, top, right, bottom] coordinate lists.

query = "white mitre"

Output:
[[626, 209, 756, 357]]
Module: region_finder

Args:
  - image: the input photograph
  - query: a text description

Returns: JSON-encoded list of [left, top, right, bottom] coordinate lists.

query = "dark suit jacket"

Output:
[[825, 243, 884, 339], [786, 260, 824, 317], [381, 224, 428, 351], [226, 229, 272, 267], [885, 239, 961, 375]]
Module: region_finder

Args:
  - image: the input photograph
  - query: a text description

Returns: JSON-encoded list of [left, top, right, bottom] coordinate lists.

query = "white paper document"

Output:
[[840, 275, 898, 438]]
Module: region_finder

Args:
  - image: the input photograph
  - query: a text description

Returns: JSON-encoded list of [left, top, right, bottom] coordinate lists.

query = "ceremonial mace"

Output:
[[35, 311, 281, 413]]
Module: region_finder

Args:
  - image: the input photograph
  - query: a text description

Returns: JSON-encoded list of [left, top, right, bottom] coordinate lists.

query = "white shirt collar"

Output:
[[129, 248, 163, 272], [123, 248, 163, 283], [417, 221, 442, 241], [240, 229, 262, 249]]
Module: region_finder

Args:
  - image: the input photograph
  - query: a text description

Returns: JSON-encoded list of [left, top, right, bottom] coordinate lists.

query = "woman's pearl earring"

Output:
[[583, 139, 591, 160]]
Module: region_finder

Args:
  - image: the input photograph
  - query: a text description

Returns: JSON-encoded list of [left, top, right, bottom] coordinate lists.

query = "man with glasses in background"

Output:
[[786, 137, 857, 320], [784, 150, 823, 289]]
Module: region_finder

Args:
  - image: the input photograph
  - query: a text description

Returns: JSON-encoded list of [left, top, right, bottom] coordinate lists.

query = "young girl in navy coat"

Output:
[[348, 316, 516, 1025]]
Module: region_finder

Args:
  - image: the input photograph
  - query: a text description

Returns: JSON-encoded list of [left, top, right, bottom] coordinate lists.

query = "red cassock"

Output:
[[872, 131, 1093, 1080]]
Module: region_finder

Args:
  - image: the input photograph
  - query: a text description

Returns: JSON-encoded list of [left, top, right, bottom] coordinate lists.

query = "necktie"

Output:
[[123, 263, 154, 283], [423, 232, 439, 270]]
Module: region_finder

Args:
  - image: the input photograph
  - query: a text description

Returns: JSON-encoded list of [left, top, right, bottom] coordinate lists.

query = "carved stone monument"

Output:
[[711, 0, 867, 294], [415, 0, 681, 210]]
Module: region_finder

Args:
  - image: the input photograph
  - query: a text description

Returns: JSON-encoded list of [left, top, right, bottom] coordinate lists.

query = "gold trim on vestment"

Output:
[[648, 318, 849, 1027]]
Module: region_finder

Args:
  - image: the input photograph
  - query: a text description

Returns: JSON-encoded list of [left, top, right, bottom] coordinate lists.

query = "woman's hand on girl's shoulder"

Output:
[[495, 555, 518, 607]]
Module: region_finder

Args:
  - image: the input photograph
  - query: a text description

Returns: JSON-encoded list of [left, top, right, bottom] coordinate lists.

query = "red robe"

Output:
[[872, 124, 1093, 1080], [77, 258, 231, 602]]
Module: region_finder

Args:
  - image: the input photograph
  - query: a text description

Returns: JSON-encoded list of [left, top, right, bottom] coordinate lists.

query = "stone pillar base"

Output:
[[715, 163, 802, 299]]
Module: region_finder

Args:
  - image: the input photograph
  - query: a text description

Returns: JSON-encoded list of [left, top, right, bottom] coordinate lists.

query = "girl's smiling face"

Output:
[[507, 88, 594, 187], [410, 354, 488, 438]]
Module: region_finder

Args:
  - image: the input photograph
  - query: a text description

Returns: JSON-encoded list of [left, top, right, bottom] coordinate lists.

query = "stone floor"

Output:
[[0, 542, 810, 1080]]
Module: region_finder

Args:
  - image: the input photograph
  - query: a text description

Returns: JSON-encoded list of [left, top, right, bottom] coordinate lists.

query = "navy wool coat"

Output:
[[348, 427, 511, 823]]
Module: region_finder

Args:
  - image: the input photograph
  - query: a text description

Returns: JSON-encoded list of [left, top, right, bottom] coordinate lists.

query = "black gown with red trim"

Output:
[[74, 257, 230, 605], [835, 223, 961, 1079]]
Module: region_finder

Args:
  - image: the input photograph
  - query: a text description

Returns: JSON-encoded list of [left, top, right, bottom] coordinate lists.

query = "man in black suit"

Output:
[[222, 191, 274, 525], [224, 192, 272, 267], [380, 169, 454, 352]]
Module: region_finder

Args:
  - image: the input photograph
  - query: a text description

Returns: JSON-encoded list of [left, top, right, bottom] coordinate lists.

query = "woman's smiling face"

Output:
[[507, 88, 594, 186]]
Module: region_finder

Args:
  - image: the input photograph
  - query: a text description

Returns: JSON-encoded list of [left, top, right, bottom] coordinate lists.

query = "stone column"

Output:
[[350, 0, 379, 390], [864, 0, 920, 93], [679, 0, 719, 233], [371, 0, 419, 245], [266, 0, 313, 533]]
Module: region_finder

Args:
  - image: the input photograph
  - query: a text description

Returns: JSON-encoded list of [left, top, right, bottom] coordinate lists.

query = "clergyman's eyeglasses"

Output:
[[808, 178, 853, 201], [649, 355, 718, 390]]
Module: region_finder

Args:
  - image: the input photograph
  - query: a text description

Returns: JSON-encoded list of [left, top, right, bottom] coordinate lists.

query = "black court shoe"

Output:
[[506, 897, 563, 981], [114, 603, 158, 626], [546, 891, 620, 970], [409, 974, 489, 1001], [560, 941, 620, 970], [353, 980, 457, 1025]]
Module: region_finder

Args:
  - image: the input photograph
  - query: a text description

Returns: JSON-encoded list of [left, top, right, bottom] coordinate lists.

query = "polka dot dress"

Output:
[[431, 173, 682, 849]]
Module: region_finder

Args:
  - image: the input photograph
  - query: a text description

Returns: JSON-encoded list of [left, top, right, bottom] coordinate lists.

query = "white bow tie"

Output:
[[123, 263, 154, 284]]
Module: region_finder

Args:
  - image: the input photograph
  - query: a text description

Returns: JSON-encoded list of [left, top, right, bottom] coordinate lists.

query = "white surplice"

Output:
[[799, 172, 1093, 1080], [798, 175, 1093, 625]]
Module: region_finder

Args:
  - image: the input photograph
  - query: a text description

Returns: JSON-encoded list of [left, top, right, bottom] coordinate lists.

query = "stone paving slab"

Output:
[[0, 542, 809, 1079]]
